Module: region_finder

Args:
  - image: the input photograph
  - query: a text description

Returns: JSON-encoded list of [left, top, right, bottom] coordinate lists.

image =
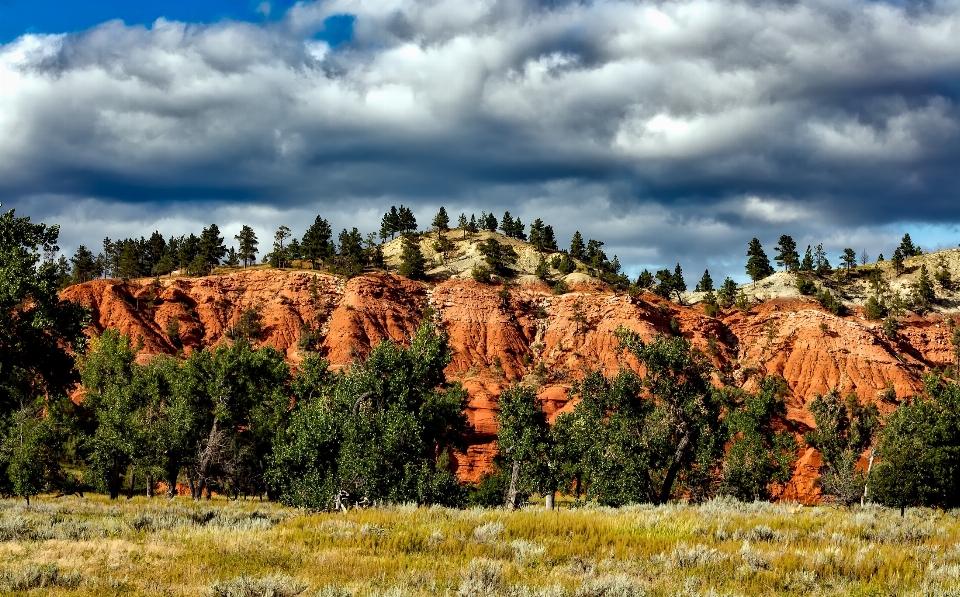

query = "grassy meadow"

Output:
[[1, 496, 959, 597]]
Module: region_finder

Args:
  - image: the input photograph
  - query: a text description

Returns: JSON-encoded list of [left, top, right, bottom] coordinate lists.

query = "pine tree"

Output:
[[774, 235, 800, 271], [70, 245, 98, 284], [432, 206, 449, 240], [398, 205, 417, 234], [695, 269, 714, 292], [745, 238, 774, 281], [529, 219, 545, 251], [484, 212, 498, 231], [637, 269, 654, 289], [234, 225, 259, 268], [226, 247, 240, 267], [899, 233, 920, 257], [542, 225, 557, 251], [671, 264, 687, 303], [458, 214, 468, 239], [198, 224, 227, 271], [813, 243, 831, 275], [145, 231, 166, 274], [478, 238, 519, 276], [914, 264, 935, 309], [717, 277, 738, 307], [570, 231, 585, 260], [892, 247, 905, 277], [118, 241, 141, 280], [512, 217, 526, 241], [380, 206, 401, 241], [800, 245, 814, 272], [273, 225, 291, 269], [301, 216, 333, 269], [287, 238, 302, 262], [398, 236, 426, 280], [469, 214, 478, 233], [500, 212, 515, 237]]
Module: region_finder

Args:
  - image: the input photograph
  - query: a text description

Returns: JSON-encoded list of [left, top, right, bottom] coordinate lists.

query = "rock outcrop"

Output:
[[61, 267, 959, 502]]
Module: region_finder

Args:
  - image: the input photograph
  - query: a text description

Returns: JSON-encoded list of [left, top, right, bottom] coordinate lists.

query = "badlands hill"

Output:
[[60, 232, 960, 503]]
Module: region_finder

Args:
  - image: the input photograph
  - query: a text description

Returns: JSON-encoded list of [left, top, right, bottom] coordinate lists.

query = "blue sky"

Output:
[[2, 0, 960, 282], [0, 0, 354, 44], [0, 0, 271, 41]]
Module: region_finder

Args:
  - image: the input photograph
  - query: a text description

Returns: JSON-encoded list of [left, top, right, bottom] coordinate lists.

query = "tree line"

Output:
[[6, 209, 958, 511]]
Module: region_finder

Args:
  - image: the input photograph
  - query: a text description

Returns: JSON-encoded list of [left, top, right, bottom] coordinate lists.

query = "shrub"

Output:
[[226, 306, 264, 341], [472, 265, 492, 284], [0, 564, 81, 592], [883, 316, 900, 338], [207, 575, 307, 597], [457, 559, 504, 597], [865, 296, 885, 320], [817, 289, 845, 316], [553, 280, 569, 295], [795, 276, 816, 295]]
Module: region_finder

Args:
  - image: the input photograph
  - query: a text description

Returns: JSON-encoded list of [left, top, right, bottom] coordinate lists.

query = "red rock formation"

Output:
[[61, 270, 957, 501]]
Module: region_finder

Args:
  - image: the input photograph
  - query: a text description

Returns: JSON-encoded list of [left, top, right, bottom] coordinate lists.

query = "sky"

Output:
[[2, 0, 960, 282]]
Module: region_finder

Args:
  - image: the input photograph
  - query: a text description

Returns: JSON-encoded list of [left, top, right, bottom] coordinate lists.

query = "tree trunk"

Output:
[[108, 459, 123, 500], [166, 465, 179, 499], [504, 460, 520, 510], [127, 465, 135, 499], [187, 473, 197, 500], [545, 491, 555, 510], [861, 449, 875, 506], [573, 477, 581, 503], [146, 473, 154, 498], [658, 431, 692, 505]]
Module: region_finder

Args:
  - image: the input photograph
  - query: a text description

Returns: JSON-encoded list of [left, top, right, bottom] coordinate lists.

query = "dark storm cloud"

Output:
[[2, 0, 960, 280]]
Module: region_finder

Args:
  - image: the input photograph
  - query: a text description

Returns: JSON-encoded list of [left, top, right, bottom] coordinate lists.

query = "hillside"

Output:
[[60, 233, 960, 503]]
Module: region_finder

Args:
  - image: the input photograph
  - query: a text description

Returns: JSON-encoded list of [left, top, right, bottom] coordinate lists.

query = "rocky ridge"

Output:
[[60, 240, 960, 504]]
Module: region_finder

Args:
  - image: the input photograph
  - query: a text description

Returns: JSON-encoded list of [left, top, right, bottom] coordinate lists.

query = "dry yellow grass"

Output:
[[1, 495, 959, 596]]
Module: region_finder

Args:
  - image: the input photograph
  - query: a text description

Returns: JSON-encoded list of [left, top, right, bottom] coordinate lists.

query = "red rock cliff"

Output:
[[62, 270, 953, 503]]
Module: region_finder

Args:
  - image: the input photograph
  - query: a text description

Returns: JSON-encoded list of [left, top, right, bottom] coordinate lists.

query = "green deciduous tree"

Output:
[[553, 332, 723, 506], [77, 330, 144, 499], [870, 377, 960, 514], [718, 377, 797, 501], [0, 208, 88, 415], [495, 384, 552, 509], [268, 322, 469, 509], [804, 391, 879, 506]]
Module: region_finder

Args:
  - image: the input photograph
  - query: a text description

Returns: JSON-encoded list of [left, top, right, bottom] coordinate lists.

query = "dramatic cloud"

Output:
[[2, 0, 960, 279]]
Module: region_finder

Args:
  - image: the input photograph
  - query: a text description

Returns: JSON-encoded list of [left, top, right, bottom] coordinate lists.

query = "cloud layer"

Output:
[[2, 0, 960, 279]]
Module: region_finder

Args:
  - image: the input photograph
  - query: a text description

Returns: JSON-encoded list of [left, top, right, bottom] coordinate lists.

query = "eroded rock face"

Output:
[[62, 270, 956, 501]]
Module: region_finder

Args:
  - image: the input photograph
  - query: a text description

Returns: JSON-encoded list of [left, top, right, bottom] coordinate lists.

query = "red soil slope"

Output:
[[62, 270, 954, 503]]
